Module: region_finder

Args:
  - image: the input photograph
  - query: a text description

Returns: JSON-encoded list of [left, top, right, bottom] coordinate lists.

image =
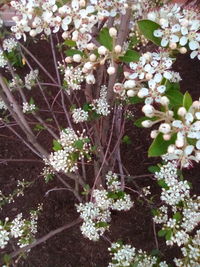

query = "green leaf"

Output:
[[97, 27, 113, 51], [165, 82, 183, 107], [34, 124, 45, 131], [53, 140, 62, 151], [165, 229, 173, 240], [137, 20, 161, 46], [134, 116, 157, 128], [157, 179, 169, 190], [64, 39, 76, 47], [158, 229, 167, 237], [119, 50, 140, 63], [107, 192, 118, 199], [74, 140, 84, 149], [129, 35, 139, 48], [122, 135, 132, 145], [148, 165, 160, 173], [64, 49, 84, 57], [148, 133, 177, 157], [173, 212, 182, 222], [128, 96, 144, 104], [183, 91, 193, 111], [29, 97, 35, 105], [95, 221, 109, 228]]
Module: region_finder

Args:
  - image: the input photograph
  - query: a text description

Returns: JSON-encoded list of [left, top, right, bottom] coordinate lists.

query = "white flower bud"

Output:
[[168, 144, 175, 154], [160, 96, 169, 106], [114, 45, 122, 53], [65, 56, 72, 63], [30, 29, 37, 37], [86, 74, 95, 84], [142, 104, 155, 117], [87, 43, 96, 50], [62, 32, 69, 40], [84, 62, 93, 70], [142, 120, 153, 128], [150, 130, 158, 139], [179, 47, 187, 54], [73, 54, 82, 63], [89, 54, 97, 62], [163, 134, 171, 141], [159, 123, 171, 134], [98, 46, 108, 55], [192, 101, 200, 109], [143, 52, 151, 61], [169, 43, 177, 50], [178, 107, 187, 117], [127, 89, 136, 97], [107, 66, 116, 75], [79, 0, 86, 7], [109, 27, 117, 37], [124, 80, 136, 89], [166, 110, 174, 117], [145, 73, 153, 80]]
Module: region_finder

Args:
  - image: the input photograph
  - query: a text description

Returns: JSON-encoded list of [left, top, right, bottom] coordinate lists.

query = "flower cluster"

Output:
[[91, 85, 110, 116], [0, 179, 32, 209], [22, 102, 36, 113], [0, 49, 7, 68], [24, 69, 39, 90], [153, 161, 200, 266], [114, 51, 180, 103], [0, 204, 42, 249], [2, 38, 18, 53], [46, 128, 91, 173], [72, 108, 89, 123], [147, 4, 200, 59], [76, 172, 133, 241], [108, 242, 168, 267]]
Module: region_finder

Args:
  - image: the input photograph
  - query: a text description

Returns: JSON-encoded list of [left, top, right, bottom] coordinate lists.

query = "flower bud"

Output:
[[114, 45, 122, 53], [98, 46, 108, 55], [124, 72, 130, 78], [89, 54, 97, 62], [127, 89, 136, 97], [163, 134, 171, 141], [62, 31, 69, 40], [168, 145, 175, 154], [143, 52, 151, 61], [142, 104, 155, 117], [159, 123, 171, 134], [87, 43, 96, 50], [160, 96, 169, 106], [145, 73, 153, 80], [30, 29, 37, 37], [84, 62, 93, 70], [169, 43, 177, 50], [65, 56, 72, 63], [124, 80, 136, 89], [176, 139, 184, 148], [178, 107, 187, 117], [109, 27, 117, 37], [142, 120, 153, 128], [86, 74, 95, 84], [107, 66, 116, 75], [179, 47, 187, 54], [113, 83, 124, 94], [192, 101, 200, 109], [73, 54, 82, 63], [150, 130, 158, 139]]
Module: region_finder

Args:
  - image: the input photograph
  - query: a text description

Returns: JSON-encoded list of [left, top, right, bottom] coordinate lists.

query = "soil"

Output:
[[0, 37, 200, 267]]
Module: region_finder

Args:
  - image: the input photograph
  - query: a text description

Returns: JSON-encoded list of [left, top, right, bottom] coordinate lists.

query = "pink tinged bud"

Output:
[[113, 83, 124, 94], [87, 43, 96, 50], [89, 54, 97, 62], [114, 45, 122, 53], [169, 43, 177, 50], [163, 134, 171, 141], [179, 47, 187, 54], [176, 139, 184, 148], [160, 96, 169, 106], [145, 73, 153, 80]]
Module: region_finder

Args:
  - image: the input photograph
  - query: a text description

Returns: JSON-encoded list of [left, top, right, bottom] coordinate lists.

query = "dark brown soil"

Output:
[[0, 39, 200, 267]]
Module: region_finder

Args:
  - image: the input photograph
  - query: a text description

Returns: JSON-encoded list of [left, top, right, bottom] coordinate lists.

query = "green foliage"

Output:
[[45, 173, 54, 183], [64, 49, 84, 57], [119, 50, 140, 63], [127, 96, 144, 105], [173, 212, 182, 222], [5, 50, 23, 68], [165, 82, 183, 108], [157, 179, 169, 190], [122, 135, 132, 145], [53, 140, 62, 151], [129, 36, 139, 48], [137, 20, 161, 46], [148, 165, 160, 173], [183, 91, 193, 111], [81, 184, 90, 195], [97, 27, 113, 51], [63, 39, 76, 47], [33, 124, 45, 131], [148, 133, 177, 157]]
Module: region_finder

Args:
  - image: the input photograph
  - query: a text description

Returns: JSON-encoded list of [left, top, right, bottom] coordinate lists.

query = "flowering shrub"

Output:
[[0, 0, 200, 266]]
